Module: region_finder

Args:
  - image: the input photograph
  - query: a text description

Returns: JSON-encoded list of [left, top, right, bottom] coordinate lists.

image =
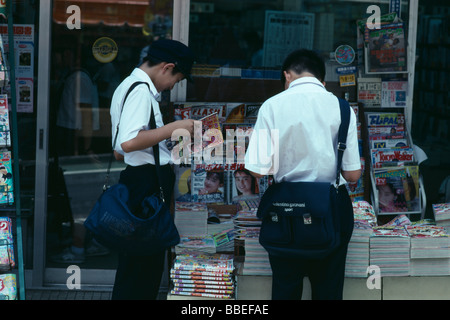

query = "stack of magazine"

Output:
[[406, 224, 450, 276], [170, 252, 235, 299], [366, 112, 420, 214], [345, 201, 376, 278], [369, 225, 411, 277], [233, 199, 271, 276], [174, 202, 208, 236], [433, 203, 450, 233]]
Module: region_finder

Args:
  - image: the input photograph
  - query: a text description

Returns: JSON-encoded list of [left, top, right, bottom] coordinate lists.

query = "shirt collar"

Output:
[[131, 68, 160, 99], [288, 76, 325, 90]]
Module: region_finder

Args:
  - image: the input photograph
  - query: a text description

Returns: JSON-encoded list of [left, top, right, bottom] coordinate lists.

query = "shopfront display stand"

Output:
[[0, 4, 26, 300]]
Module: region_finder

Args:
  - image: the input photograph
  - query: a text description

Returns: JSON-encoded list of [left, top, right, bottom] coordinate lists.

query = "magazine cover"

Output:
[[191, 163, 226, 204], [381, 80, 408, 108], [226, 163, 260, 204], [374, 168, 408, 213], [222, 123, 254, 163], [371, 148, 415, 169], [199, 112, 224, 151], [371, 138, 409, 149], [366, 112, 405, 128], [357, 78, 381, 107], [174, 165, 192, 202], [0, 95, 10, 147], [0, 151, 13, 205], [365, 22, 407, 74]]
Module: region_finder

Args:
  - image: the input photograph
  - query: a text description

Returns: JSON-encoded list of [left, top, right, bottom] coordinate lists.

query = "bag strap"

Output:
[[104, 81, 152, 190], [335, 98, 351, 188], [148, 100, 167, 203]]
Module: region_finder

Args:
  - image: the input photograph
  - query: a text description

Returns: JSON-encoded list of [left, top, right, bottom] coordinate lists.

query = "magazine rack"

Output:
[[366, 107, 426, 219], [0, 4, 26, 300]]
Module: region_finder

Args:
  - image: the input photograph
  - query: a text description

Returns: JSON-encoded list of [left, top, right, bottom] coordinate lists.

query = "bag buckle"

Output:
[[303, 214, 312, 225], [338, 142, 346, 151], [270, 212, 278, 222], [159, 187, 165, 203]]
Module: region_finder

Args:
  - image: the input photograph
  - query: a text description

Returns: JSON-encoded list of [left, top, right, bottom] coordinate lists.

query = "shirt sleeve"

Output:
[[116, 85, 152, 151], [244, 103, 277, 176], [342, 109, 362, 171]]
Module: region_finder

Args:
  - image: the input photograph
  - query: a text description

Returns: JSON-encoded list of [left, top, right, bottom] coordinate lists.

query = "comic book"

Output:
[[0, 151, 13, 205], [0, 95, 10, 147]]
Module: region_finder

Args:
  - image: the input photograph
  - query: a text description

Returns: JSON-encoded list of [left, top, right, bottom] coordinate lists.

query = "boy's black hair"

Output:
[[281, 49, 326, 85]]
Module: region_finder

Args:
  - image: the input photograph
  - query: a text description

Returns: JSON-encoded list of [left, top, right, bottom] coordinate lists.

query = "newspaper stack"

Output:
[[345, 201, 376, 278], [433, 203, 450, 234], [0, 273, 16, 300], [406, 224, 450, 276], [174, 202, 208, 236], [170, 252, 235, 299], [370, 226, 411, 277], [0, 217, 15, 271]]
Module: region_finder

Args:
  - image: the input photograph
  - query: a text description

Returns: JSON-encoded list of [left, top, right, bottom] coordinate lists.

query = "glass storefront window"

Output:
[[187, 0, 408, 102], [47, 0, 174, 270]]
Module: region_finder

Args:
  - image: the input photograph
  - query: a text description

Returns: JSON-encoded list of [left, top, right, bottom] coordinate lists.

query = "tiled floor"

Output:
[[24, 288, 169, 300], [25, 288, 113, 300]]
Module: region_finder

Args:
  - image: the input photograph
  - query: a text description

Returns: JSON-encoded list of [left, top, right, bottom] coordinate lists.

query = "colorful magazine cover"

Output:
[[226, 163, 260, 204], [374, 168, 408, 213], [371, 148, 415, 169], [0, 95, 10, 147], [0, 151, 13, 205], [365, 22, 407, 74], [198, 112, 224, 151], [191, 163, 226, 204]]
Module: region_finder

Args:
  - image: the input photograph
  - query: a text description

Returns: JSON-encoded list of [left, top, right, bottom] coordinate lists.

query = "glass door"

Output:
[[41, 0, 175, 286]]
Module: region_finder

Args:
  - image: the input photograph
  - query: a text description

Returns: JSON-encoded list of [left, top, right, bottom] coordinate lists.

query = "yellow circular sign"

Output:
[[92, 37, 118, 63]]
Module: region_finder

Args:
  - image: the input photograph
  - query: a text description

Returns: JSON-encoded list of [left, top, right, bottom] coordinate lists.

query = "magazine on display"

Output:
[[357, 77, 381, 107], [197, 112, 224, 152], [0, 95, 10, 147], [381, 80, 408, 108], [365, 22, 407, 74], [191, 163, 226, 204], [0, 151, 13, 205]]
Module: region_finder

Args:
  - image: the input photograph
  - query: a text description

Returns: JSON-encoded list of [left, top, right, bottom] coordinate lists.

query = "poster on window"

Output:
[[263, 11, 315, 68], [0, 24, 35, 113]]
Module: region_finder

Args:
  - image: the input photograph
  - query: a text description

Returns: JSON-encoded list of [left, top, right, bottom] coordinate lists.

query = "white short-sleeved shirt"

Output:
[[110, 68, 172, 166], [245, 77, 361, 184]]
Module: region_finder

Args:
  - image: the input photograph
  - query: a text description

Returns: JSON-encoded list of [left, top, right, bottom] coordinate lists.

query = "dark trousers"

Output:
[[268, 185, 354, 300], [112, 163, 175, 300]]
